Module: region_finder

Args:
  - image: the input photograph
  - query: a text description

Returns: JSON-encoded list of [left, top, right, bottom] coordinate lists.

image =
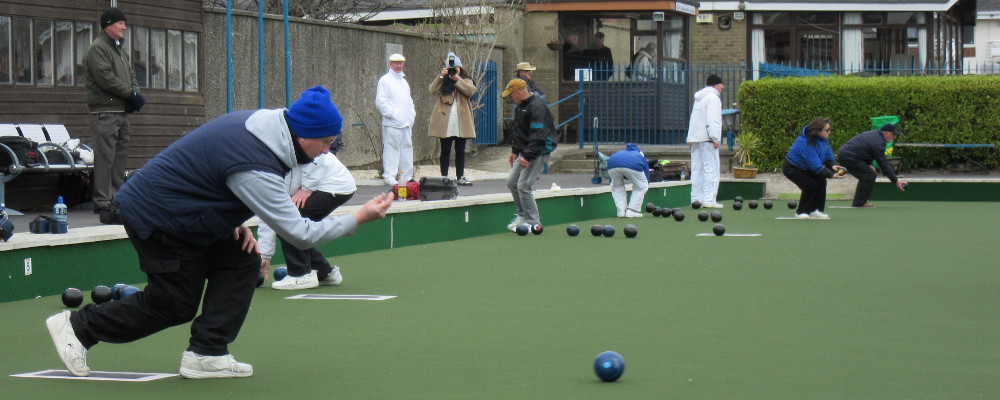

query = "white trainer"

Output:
[[795, 213, 810, 219], [46, 310, 90, 376], [624, 210, 643, 218], [271, 270, 319, 290], [701, 202, 724, 208], [319, 266, 343, 286], [507, 215, 525, 231], [179, 351, 253, 379], [809, 211, 830, 219]]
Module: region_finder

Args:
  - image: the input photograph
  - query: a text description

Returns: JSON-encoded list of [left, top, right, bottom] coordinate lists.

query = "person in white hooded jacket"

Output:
[[686, 74, 725, 208], [375, 53, 416, 186], [258, 151, 357, 290]]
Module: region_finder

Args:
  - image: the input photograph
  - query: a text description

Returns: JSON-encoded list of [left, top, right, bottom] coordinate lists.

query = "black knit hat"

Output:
[[100, 7, 127, 29], [706, 74, 724, 86]]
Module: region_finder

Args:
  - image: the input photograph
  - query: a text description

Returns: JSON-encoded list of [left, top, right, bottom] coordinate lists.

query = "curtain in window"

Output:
[[750, 13, 765, 79], [917, 13, 927, 69], [842, 12, 863, 73]]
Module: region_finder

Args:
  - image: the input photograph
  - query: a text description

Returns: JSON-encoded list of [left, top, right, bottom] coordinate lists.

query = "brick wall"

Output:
[[689, 16, 747, 63]]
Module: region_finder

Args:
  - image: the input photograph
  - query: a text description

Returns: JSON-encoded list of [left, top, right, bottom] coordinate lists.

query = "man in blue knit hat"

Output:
[[44, 86, 393, 379]]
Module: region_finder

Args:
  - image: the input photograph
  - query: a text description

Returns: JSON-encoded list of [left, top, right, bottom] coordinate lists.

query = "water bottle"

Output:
[[53, 196, 68, 233]]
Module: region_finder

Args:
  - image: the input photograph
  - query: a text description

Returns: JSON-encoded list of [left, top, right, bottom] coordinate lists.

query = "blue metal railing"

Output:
[[473, 61, 498, 144]]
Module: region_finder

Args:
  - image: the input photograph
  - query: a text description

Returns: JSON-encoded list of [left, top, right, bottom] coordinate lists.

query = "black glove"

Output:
[[125, 90, 145, 113]]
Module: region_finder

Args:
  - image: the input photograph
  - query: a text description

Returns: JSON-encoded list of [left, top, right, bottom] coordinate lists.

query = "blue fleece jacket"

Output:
[[785, 126, 835, 175], [606, 143, 651, 182]]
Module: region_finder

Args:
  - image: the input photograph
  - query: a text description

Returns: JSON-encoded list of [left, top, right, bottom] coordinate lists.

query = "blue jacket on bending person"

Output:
[[785, 125, 837, 178], [606, 143, 651, 182]]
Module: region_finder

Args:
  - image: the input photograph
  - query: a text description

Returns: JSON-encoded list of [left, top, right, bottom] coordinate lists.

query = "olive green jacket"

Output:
[[84, 31, 139, 113]]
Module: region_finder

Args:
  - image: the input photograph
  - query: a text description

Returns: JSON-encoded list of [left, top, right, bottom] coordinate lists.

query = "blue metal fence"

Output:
[[572, 61, 1000, 148], [473, 60, 498, 144]]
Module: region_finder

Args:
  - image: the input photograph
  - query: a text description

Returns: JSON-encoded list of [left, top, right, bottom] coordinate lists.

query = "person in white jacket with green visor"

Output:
[[686, 74, 725, 208]]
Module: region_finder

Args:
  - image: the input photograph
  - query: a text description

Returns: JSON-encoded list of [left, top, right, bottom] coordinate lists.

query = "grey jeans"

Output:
[[506, 154, 548, 225], [90, 112, 131, 208]]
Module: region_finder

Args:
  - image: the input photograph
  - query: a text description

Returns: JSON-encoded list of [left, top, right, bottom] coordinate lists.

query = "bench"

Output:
[[894, 142, 996, 171], [0, 124, 93, 214]]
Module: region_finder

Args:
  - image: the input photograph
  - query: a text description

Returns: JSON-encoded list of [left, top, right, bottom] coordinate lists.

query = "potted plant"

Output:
[[732, 131, 761, 179]]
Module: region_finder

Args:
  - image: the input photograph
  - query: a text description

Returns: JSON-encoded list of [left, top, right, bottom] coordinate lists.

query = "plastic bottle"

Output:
[[53, 196, 68, 233]]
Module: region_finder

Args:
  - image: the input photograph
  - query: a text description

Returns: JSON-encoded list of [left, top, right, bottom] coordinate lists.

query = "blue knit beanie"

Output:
[[284, 86, 342, 138]]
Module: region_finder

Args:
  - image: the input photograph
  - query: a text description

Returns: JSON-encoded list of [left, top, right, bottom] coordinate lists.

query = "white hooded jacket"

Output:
[[376, 69, 416, 128], [686, 85, 723, 144]]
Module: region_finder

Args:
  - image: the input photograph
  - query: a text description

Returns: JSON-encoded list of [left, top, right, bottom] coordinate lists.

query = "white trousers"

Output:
[[381, 125, 413, 184], [689, 142, 720, 203], [609, 167, 649, 214]]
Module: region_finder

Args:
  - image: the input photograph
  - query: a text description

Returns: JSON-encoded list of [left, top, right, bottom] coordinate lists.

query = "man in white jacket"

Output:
[[686, 74, 725, 208], [258, 152, 358, 290], [375, 53, 416, 186]]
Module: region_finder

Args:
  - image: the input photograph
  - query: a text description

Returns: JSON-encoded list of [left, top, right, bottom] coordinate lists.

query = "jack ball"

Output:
[[602, 225, 615, 237], [91, 285, 112, 304], [567, 224, 580, 236], [713, 224, 726, 236], [594, 351, 625, 382], [698, 211, 709, 221], [591, 225, 604, 236], [61, 288, 84, 308], [624, 224, 637, 238]]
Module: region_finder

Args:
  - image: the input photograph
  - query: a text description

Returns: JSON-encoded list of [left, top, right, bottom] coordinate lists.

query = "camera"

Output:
[[447, 55, 457, 76]]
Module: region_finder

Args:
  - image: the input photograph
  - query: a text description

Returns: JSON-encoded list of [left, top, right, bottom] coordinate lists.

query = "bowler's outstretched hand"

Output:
[[355, 193, 393, 225]]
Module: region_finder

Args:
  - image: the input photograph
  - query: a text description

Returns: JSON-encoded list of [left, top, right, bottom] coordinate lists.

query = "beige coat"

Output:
[[427, 76, 477, 139]]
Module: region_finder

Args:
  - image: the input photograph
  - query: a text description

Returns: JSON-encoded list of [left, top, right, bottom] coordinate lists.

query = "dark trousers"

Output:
[[782, 161, 827, 215], [70, 219, 260, 356], [840, 155, 876, 207], [439, 137, 467, 178], [280, 191, 353, 278]]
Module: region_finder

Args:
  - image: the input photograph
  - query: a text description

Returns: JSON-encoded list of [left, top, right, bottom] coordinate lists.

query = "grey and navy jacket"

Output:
[[510, 95, 557, 162], [115, 109, 357, 249]]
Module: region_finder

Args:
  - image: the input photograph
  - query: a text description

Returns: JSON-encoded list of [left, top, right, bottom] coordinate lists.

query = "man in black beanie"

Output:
[[85, 7, 145, 218]]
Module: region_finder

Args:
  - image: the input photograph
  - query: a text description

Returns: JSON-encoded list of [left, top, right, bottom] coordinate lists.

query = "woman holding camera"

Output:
[[428, 52, 477, 186]]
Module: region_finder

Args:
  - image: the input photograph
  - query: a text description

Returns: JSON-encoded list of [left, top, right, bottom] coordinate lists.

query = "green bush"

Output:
[[736, 75, 1000, 171]]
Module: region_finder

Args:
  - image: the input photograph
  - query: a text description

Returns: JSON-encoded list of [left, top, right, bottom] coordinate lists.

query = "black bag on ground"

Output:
[[0, 136, 42, 171], [418, 176, 458, 201]]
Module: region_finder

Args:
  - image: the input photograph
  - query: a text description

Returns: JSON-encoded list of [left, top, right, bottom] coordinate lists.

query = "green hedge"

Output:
[[736, 75, 1000, 171]]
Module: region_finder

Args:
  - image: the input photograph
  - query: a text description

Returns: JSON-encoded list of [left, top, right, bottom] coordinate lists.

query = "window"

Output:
[[54, 21, 73, 85], [74, 22, 92, 85], [0, 16, 10, 84], [167, 29, 181, 90], [0, 14, 198, 92], [559, 12, 688, 81], [183, 32, 198, 91], [132, 27, 148, 87]]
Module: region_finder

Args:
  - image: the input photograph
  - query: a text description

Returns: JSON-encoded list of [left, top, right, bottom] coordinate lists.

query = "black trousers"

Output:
[[71, 218, 260, 356], [782, 160, 828, 215], [439, 137, 467, 178], [280, 191, 353, 278], [839, 155, 876, 207]]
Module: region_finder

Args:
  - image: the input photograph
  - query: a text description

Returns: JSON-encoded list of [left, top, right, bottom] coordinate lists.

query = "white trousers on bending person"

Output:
[[381, 125, 413, 185], [609, 167, 649, 215], [689, 142, 720, 204]]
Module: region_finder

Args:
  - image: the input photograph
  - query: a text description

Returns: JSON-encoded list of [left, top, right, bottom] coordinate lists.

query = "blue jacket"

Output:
[[115, 110, 289, 245], [785, 126, 836, 176], [606, 143, 651, 182]]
